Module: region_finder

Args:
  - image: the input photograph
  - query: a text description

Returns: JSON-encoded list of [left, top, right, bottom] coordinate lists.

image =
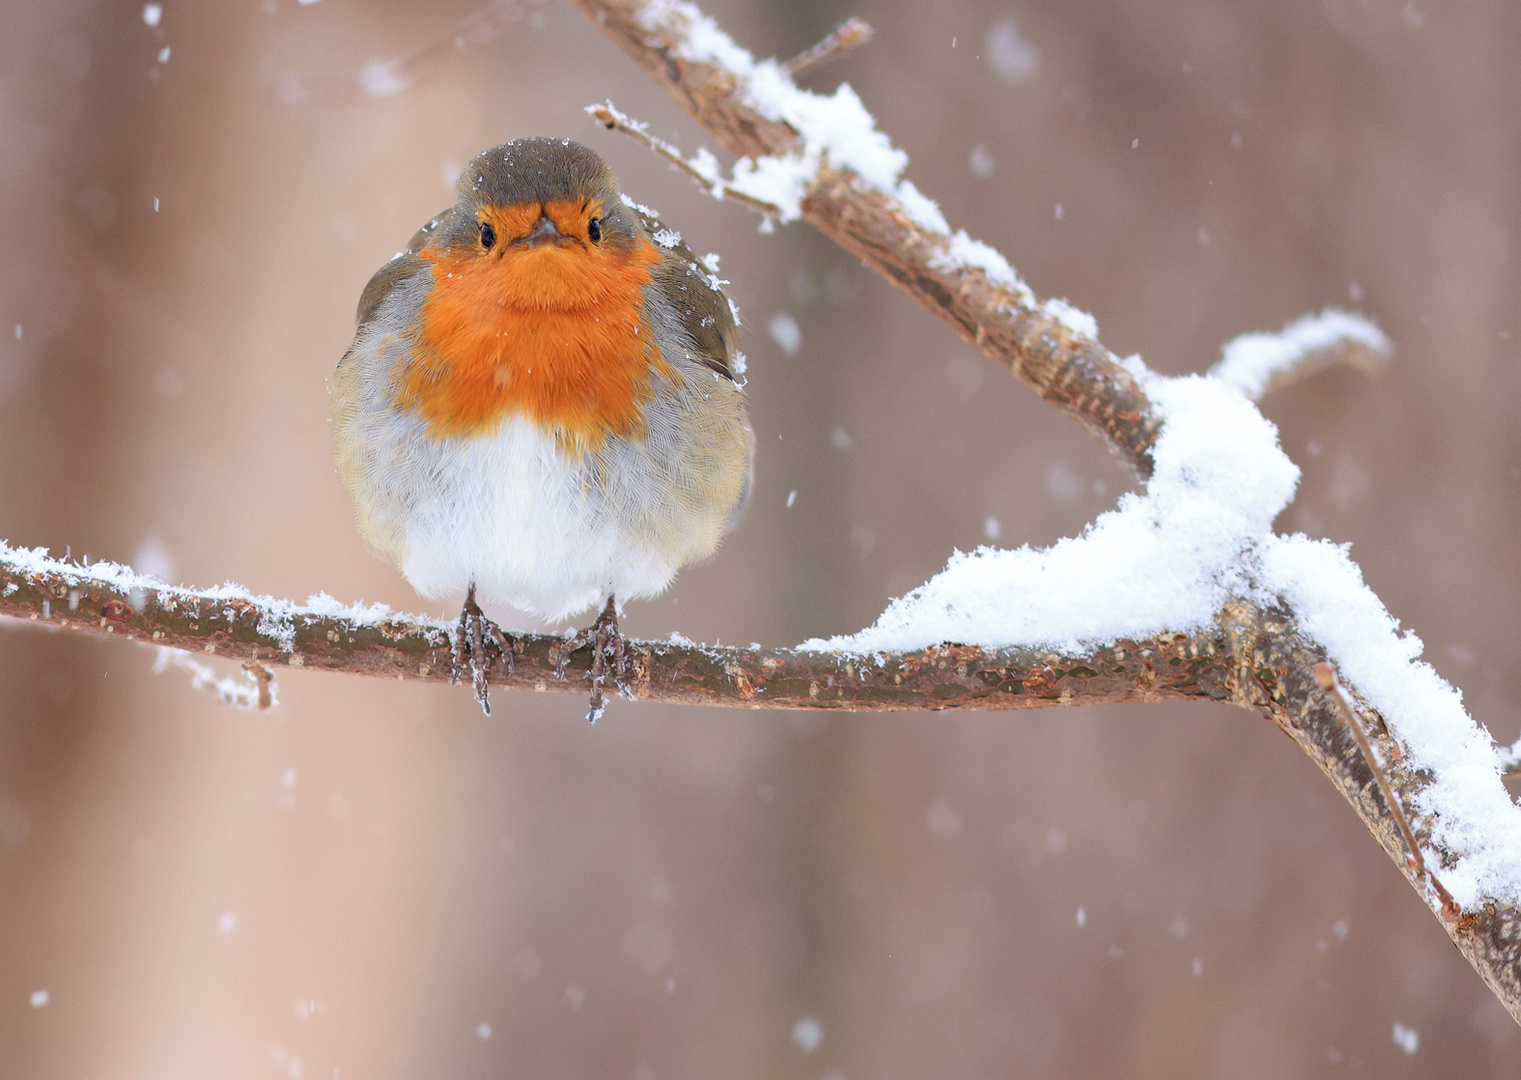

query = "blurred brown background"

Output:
[[1, 0, 1518, 1076]]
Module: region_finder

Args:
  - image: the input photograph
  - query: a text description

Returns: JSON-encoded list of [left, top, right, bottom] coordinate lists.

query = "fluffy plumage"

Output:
[[332, 138, 752, 621]]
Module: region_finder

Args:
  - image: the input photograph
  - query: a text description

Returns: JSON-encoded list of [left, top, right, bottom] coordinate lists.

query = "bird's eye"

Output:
[[587, 217, 602, 243], [479, 222, 496, 249]]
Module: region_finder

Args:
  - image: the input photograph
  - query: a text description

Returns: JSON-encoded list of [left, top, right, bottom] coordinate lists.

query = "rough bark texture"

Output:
[[802, 167, 1161, 476], [0, 552, 1233, 710]]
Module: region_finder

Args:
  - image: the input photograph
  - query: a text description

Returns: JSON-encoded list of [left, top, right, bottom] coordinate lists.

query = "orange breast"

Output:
[[396, 226, 669, 452]]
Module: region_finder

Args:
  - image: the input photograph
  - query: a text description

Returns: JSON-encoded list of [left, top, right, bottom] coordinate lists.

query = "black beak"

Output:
[[523, 214, 561, 248]]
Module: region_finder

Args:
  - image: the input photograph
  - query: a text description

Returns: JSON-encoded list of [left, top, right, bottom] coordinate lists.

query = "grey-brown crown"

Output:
[[458, 138, 617, 210]]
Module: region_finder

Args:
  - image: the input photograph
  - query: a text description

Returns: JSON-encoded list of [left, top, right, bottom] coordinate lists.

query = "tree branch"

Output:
[[0, 541, 1252, 711], [0, 0, 1516, 1028], [781, 17, 873, 78], [1210, 308, 1393, 402], [564, 0, 1521, 1024], [571, 0, 1160, 477]]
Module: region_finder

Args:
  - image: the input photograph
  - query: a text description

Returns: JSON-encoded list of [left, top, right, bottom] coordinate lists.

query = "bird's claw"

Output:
[[452, 586, 510, 715], [555, 597, 627, 722]]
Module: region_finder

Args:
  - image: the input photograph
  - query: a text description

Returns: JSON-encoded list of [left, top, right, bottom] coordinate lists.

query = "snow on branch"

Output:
[[0, 0, 1514, 1026], [571, 0, 1521, 1022], [1211, 308, 1392, 402], [802, 372, 1298, 655], [586, 101, 785, 217], [0, 539, 1252, 712], [571, 0, 1161, 476]]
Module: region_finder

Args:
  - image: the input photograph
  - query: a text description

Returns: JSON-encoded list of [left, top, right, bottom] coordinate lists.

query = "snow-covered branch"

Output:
[[570, 0, 1521, 1024], [0, 0, 1514, 1029], [571, 0, 1161, 478], [1211, 308, 1393, 402], [0, 539, 1251, 712]]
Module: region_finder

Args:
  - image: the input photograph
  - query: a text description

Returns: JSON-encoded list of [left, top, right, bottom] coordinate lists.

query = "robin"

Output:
[[332, 138, 753, 718]]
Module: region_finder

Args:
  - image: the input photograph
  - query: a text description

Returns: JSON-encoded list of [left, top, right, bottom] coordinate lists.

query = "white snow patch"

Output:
[[696, 251, 726, 291], [667, 0, 754, 72], [725, 153, 814, 220], [142, 4, 162, 27], [1392, 1022, 1419, 1055], [687, 145, 723, 186], [697, 252, 741, 328], [1212, 309, 1390, 401], [637, 11, 901, 193], [936, 231, 1033, 304], [1043, 297, 1099, 339], [0, 540, 450, 659], [651, 227, 682, 249], [790, 1016, 822, 1053], [894, 180, 949, 234], [741, 66, 908, 190], [620, 192, 662, 219], [969, 144, 995, 178], [1499, 737, 1521, 775], [1260, 534, 1521, 908], [986, 17, 1039, 82], [360, 60, 407, 98], [803, 373, 1298, 655], [768, 312, 801, 355]]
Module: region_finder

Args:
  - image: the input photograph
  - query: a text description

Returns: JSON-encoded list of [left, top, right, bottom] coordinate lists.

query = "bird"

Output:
[[332, 137, 753, 719]]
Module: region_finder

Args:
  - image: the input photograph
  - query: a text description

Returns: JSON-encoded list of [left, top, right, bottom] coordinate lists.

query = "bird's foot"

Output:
[[555, 596, 627, 723], [451, 585, 510, 715]]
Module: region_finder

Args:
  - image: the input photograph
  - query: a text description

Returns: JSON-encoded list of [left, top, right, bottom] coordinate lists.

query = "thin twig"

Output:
[[587, 102, 783, 216], [1210, 309, 1392, 402], [782, 18, 874, 77], [242, 660, 276, 710], [567, 0, 1162, 477], [149, 646, 276, 711]]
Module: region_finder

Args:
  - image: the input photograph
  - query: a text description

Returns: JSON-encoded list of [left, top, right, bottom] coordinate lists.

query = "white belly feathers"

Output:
[[397, 416, 681, 622]]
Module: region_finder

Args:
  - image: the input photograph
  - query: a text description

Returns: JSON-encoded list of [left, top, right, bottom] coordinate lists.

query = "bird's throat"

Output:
[[398, 239, 669, 451]]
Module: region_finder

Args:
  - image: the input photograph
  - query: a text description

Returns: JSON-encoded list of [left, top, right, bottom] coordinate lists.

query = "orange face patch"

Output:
[[396, 198, 669, 451]]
